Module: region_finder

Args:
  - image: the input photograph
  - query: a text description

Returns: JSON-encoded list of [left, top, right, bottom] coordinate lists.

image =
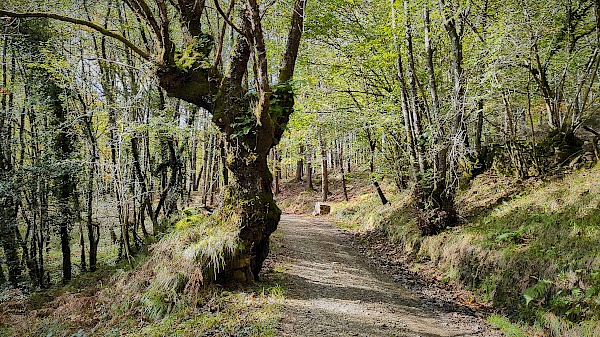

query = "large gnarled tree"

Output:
[[0, 0, 306, 281]]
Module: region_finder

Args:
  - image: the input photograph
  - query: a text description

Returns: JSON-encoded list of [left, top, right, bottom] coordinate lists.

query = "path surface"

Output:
[[266, 215, 503, 337]]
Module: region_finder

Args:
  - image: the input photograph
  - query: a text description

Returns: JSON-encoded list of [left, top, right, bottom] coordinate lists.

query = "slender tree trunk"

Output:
[[202, 134, 214, 206], [131, 136, 158, 234], [320, 136, 329, 202], [404, 0, 425, 172], [366, 129, 389, 205], [392, 0, 418, 181], [15, 220, 39, 286], [339, 141, 349, 202], [307, 148, 314, 190], [79, 223, 86, 271], [53, 95, 75, 285], [221, 137, 229, 187], [424, 6, 440, 122], [0, 27, 22, 286], [190, 134, 198, 192], [0, 258, 4, 285], [0, 204, 20, 285], [475, 100, 484, 156], [209, 140, 220, 206], [295, 144, 304, 182], [274, 149, 281, 195]]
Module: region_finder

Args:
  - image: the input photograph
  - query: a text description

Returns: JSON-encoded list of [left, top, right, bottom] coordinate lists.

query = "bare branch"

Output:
[[212, 0, 235, 70], [213, 0, 248, 39], [247, 0, 269, 95], [155, 0, 174, 63], [278, 0, 306, 83], [123, 0, 162, 43], [0, 9, 152, 60]]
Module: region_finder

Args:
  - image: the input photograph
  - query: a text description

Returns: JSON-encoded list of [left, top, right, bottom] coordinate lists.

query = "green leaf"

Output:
[[523, 278, 553, 307]]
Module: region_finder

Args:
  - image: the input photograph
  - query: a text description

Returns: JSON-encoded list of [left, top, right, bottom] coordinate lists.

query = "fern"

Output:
[[523, 278, 553, 306], [496, 226, 527, 243]]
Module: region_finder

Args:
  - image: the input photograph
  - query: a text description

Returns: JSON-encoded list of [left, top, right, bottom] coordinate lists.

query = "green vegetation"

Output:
[[487, 315, 528, 337], [0, 209, 284, 337], [1, 0, 600, 335], [320, 165, 600, 336]]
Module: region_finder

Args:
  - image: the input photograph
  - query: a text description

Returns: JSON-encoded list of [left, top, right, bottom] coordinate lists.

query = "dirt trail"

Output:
[[267, 215, 503, 337]]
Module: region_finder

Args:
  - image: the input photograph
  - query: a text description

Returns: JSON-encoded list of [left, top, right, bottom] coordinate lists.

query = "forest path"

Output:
[[264, 215, 503, 337]]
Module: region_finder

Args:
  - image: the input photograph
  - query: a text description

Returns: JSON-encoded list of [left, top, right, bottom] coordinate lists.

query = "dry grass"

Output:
[[0, 206, 284, 337]]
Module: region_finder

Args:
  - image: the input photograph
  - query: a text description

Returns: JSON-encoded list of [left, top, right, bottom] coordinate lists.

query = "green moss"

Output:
[[174, 35, 214, 72], [0, 326, 15, 337], [487, 315, 528, 337]]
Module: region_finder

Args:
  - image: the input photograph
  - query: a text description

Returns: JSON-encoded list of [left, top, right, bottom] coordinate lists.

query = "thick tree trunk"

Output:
[[219, 136, 280, 281]]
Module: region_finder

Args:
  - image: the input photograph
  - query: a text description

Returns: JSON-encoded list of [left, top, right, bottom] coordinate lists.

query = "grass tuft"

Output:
[[487, 315, 528, 337]]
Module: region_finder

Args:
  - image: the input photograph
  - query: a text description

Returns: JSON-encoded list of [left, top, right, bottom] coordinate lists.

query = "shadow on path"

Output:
[[265, 215, 502, 337]]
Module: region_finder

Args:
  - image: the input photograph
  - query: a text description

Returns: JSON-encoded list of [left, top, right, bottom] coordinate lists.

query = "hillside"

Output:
[[276, 166, 600, 337]]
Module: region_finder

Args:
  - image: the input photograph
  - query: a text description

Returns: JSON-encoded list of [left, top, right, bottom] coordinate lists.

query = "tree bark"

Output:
[[366, 128, 389, 205], [41, 82, 76, 284], [295, 144, 304, 182], [0, 26, 22, 286], [319, 135, 329, 202], [307, 147, 314, 190], [339, 141, 349, 202], [0, 202, 21, 285], [475, 100, 484, 156], [1, 0, 308, 283], [274, 149, 281, 195]]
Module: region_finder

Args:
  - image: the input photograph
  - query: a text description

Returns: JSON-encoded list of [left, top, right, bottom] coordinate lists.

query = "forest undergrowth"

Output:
[[1, 165, 599, 336], [0, 207, 285, 337], [278, 167, 600, 337]]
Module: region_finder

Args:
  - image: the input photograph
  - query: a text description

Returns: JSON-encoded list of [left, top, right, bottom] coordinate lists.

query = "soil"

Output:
[[262, 215, 504, 337]]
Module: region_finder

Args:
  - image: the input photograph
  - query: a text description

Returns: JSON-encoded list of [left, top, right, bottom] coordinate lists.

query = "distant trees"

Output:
[[0, 0, 307, 286], [0, 0, 598, 288], [276, 0, 600, 234]]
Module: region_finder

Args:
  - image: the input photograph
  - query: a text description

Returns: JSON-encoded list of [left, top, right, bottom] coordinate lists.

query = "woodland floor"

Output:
[[262, 215, 504, 337]]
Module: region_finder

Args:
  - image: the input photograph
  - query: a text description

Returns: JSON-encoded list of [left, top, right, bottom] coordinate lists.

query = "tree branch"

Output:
[[123, 0, 162, 44], [214, 0, 248, 39], [0, 10, 151, 60], [155, 0, 174, 64], [247, 0, 269, 96], [212, 0, 235, 70], [278, 0, 306, 83]]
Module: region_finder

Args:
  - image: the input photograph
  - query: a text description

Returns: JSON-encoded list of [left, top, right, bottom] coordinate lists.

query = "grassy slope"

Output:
[[0, 209, 284, 337], [280, 167, 600, 336]]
